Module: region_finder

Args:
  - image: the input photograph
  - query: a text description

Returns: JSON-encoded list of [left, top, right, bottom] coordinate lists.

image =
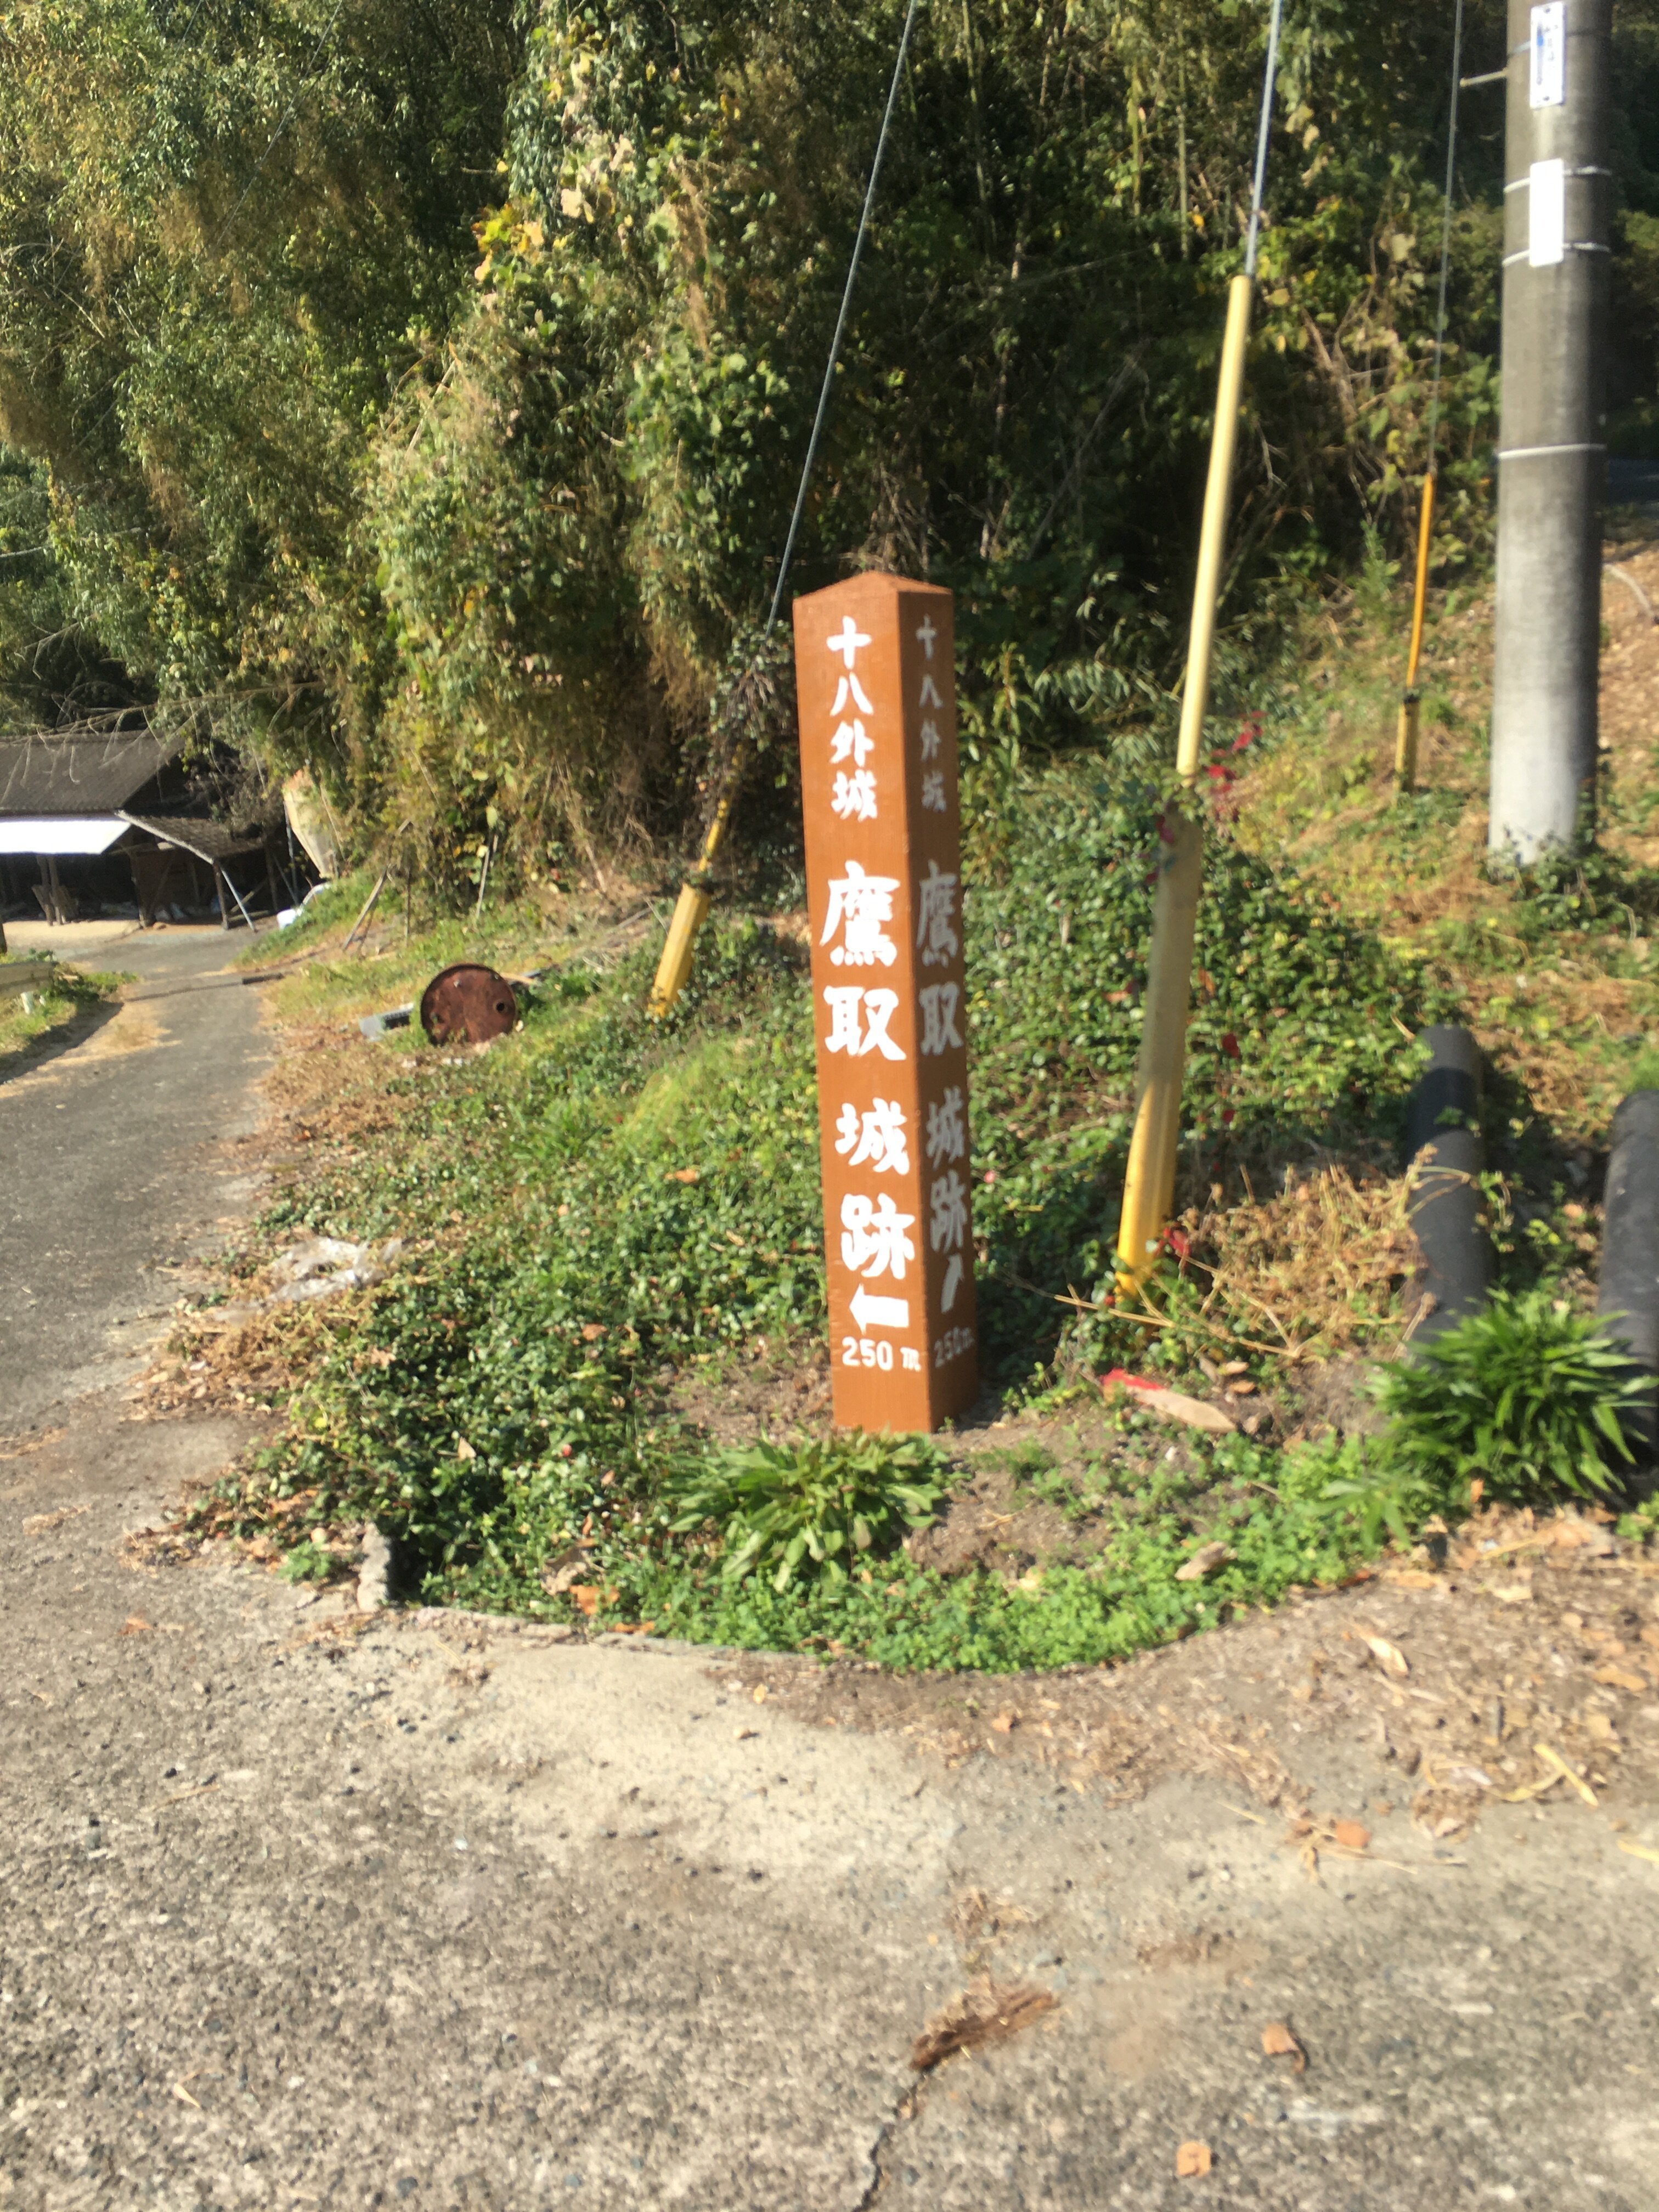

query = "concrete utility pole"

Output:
[[1488, 0, 1611, 863]]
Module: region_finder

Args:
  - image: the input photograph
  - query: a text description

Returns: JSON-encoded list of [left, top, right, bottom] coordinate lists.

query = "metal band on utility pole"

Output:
[[1113, 0, 1283, 1292], [1488, 0, 1611, 864]]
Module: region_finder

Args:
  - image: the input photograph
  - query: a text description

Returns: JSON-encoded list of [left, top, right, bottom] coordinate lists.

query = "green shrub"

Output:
[[1324, 1288, 1647, 1545], [665, 1433, 951, 1593], [278, 1537, 338, 1584]]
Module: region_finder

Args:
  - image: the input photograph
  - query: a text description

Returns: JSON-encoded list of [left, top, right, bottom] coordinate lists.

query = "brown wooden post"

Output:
[[793, 573, 979, 1434]]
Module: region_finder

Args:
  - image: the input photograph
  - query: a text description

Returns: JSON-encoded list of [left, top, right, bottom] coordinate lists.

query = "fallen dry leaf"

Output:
[[21, 1503, 89, 1536], [1384, 1568, 1440, 1589], [667, 1167, 701, 1184], [752, 1684, 769, 1703], [1364, 1635, 1410, 1678], [1101, 1370, 1237, 1433], [1594, 1665, 1649, 1696], [1616, 1837, 1659, 1866], [1553, 1518, 1616, 1555], [1331, 1820, 1370, 1852], [538, 1545, 592, 1598], [568, 1584, 607, 1618], [1175, 1541, 1237, 1583], [1533, 1742, 1598, 1806], [1499, 1771, 1561, 1805], [1175, 2140, 1212, 2179], [989, 1712, 1016, 1734], [454, 1437, 477, 1463], [120, 1616, 155, 1637], [1260, 2021, 1306, 2074], [910, 1976, 1056, 2071]]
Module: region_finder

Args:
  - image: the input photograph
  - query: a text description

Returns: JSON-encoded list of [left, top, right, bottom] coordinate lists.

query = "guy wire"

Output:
[[764, 0, 923, 636], [1426, 0, 1466, 464], [1243, 0, 1286, 280]]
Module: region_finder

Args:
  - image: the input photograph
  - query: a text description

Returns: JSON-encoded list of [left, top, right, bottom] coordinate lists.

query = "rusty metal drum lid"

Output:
[[419, 963, 518, 1046]]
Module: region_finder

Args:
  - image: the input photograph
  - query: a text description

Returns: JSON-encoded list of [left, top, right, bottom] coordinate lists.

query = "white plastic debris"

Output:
[[268, 1235, 404, 1303]]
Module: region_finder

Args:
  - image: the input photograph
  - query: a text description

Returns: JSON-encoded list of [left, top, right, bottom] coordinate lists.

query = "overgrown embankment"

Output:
[[171, 550, 1659, 1668], [181, 761, 1459, 1662]]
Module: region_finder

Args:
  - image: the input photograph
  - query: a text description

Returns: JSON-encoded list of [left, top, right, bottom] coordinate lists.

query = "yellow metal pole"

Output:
[[1173, 276, 1255, 785], [1114, 811, 1204, 1283], [646, 743, 749, 1020], [1395, 470, 1436, 796], [1114, 273, 1254, 1292]]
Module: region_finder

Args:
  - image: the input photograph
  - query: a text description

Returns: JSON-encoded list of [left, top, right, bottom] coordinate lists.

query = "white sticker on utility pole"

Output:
[[1530, 3, 1565, 108], [1528, 159, 1566, 266]]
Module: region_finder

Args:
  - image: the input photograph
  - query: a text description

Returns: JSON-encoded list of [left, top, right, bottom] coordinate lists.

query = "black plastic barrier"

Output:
[[1598, 1088, 1659, 1469], [1404, 1025, 1494, 1347]]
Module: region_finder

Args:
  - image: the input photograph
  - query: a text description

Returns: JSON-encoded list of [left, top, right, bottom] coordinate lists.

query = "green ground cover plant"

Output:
[[1323, 1288, 1650, 1547], [0, 965, 126, 1060], [665, 1433, 951, 1593]]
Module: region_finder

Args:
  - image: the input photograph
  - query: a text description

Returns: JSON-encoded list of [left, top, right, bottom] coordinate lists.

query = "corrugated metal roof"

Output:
[[121, 814, 267, 864], [0, 731, 185, 816]]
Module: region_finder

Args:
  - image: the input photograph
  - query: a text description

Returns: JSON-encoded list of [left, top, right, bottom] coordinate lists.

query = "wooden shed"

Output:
[[0, 730, 281, 927]]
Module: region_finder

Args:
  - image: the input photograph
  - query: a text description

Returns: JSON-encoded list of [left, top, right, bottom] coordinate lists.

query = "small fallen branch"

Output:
[[910, 1976, 1056, 2071]]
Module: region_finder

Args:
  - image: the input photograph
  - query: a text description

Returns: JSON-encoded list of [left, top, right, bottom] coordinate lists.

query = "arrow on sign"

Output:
[[850, 1286, 909, 1332]]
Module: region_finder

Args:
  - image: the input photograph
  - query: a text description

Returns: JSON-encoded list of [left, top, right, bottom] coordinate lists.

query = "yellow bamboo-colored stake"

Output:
[[1172, 277, 1254, 787], [1114, 273, 1254, 1291], [648, 879, 712, 1018], [1114, 811, 1204, 1284], [1395, 469, 1436, 796], [646, 745, 748, 1019]]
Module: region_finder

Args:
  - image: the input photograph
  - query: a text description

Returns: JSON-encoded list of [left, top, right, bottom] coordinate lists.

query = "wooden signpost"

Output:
[[792, 573, 978, 1433]]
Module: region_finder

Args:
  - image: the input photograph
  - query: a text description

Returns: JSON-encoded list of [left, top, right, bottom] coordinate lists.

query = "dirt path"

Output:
[[3, 943, 1659, 2208]]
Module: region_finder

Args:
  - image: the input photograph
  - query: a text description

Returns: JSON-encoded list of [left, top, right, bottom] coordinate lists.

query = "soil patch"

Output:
[[652, 1335, 834, 1446], [712, 1502, 1659, 1846]]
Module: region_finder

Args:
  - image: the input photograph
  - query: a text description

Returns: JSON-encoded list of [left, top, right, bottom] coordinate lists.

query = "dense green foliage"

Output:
[[665, 1432, 950, 1590], [1324, 1287, 1649, 1546], [7, 0, 1657, 885], [198, 767, 1455, 1661]]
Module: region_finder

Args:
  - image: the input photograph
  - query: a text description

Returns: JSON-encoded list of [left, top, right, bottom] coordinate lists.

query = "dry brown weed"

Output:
[[1169, 1154, 1417, 1359]]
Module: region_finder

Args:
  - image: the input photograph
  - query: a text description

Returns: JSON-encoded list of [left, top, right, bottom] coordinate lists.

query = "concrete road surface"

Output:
[[1, 927, 270, 1430], [2, 934, 1657, 2211]]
